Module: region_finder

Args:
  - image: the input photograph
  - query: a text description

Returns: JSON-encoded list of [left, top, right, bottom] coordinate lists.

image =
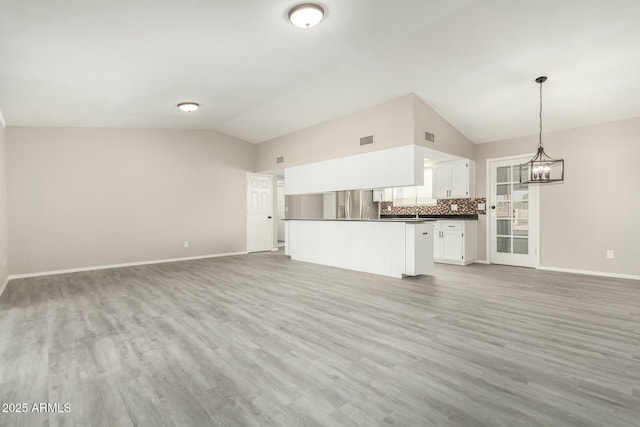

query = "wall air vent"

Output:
[[276, 156, 284, 164], [425, 131, 435, 143], [360, 135, 374, 146]]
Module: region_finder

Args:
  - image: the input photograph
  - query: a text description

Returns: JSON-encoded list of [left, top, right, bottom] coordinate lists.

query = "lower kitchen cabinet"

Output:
[[433, 220, 477, 265], [285, 219, 434, 278]]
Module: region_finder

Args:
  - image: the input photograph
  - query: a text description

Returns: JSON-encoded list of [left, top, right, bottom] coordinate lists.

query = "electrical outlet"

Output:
[[387, 205, 392, 211], [451, 204, 458, 211], [478, 203, 486, 211], [184, 241, 189, 248], [606, 250, 614, 259]]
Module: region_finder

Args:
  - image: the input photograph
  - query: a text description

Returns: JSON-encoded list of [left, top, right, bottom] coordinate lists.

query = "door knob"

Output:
[[268, 216, 272, 219], [490, 205, 496, 209]]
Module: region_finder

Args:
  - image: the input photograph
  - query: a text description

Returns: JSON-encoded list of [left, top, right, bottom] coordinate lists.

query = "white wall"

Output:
[[7, 127, 255, 275], [476, 117, 640, 277]]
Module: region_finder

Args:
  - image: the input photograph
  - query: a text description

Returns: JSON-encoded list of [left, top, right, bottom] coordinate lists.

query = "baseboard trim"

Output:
[[474, 259, 489, 264], [538, 265, 640, 281], [8, 251, 249, 280], [0, 276, 9, 297]]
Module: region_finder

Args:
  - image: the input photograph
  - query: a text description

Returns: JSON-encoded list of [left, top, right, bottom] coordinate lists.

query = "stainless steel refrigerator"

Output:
[[333, 190, 378, 219]]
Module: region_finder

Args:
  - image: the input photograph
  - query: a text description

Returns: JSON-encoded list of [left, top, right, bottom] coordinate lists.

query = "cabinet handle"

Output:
[[422, 232, 429, 235]]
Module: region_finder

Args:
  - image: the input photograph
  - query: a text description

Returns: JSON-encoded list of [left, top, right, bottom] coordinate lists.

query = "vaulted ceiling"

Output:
[[1, 0, 639, 143]]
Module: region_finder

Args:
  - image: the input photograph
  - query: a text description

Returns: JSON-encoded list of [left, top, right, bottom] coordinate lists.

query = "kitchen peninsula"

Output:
[[284, 218, 434, 278]]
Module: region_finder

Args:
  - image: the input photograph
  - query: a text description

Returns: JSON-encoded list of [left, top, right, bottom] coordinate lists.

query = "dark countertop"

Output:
[[381, 214, 479, 220], [283, 218, 436, 223]]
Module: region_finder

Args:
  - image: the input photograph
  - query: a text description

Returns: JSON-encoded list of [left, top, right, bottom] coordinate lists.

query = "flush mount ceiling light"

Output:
[[177, 102, 199, 112], [519, 76, 564, 184], [288, 3, 325, 28]]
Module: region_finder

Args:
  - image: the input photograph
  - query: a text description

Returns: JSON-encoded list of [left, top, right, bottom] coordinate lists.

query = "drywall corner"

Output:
[[412, 93, 475, 160]]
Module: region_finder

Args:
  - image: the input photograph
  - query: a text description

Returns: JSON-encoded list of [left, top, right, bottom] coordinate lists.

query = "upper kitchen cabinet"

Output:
[[372, 188, 393, 202], [285, 144, 425, 195], [433, 159, 475, 199]]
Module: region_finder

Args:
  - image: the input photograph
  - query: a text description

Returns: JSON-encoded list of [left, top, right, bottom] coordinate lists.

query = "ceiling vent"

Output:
[[276, 156, 284, 164], [424, 131, 435, 143], [359, 135, 374, 146]]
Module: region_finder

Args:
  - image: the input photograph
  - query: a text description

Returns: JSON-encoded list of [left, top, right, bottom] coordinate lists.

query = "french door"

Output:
[[489, 156, 539, 267]]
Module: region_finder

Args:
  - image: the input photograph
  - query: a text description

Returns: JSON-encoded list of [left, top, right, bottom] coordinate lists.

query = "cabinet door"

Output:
[[441, 231, 464, 261], [450, 162, 469, 198], [433, 165, 451, 199], [405, 223, 434, 276], [433, 224, 443, 260], [372, 189, 385, 202]]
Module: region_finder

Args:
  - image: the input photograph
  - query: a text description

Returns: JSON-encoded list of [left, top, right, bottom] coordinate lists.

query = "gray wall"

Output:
[[0, 124, 8, 285], [476, 117, 640, 276], [255, 93, 476, 174], [413, 94, 475, 160], [256, 94, 415, 172], [285, 194, 324, 219], [7, 127, 255, 275]]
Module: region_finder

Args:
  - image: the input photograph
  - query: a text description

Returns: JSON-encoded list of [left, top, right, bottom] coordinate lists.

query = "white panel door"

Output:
[[247, 173, 274, 253], [489, 157, 539, 267]]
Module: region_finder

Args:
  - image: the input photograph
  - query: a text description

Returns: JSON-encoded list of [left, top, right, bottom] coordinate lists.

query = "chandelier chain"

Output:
[[539, 79, 543, 149]]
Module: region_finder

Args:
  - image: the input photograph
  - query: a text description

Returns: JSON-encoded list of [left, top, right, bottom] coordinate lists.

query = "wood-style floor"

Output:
[[1, 251, 639, 427]]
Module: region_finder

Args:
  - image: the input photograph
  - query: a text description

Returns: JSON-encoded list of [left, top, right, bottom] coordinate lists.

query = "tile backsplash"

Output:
[[380, 197, 487, 216]]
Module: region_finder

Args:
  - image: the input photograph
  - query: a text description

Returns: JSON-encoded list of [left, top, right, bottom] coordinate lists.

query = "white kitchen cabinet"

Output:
[[433, 160, 475, 199], [285, 219, 434, 278], [405, 222, 434, 276], [373, 188, 393, 202], [433, 220, 477, 265], [285, 144, 425, 195]]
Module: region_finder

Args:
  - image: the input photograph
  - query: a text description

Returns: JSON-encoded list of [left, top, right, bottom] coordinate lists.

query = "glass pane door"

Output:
[[490, 158, 537, 267]]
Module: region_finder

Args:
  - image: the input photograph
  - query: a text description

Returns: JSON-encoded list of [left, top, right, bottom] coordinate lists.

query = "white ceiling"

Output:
[[1, 0, 639, 143]]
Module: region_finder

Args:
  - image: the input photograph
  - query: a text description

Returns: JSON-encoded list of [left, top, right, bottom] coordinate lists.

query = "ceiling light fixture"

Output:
[[519, 76, 564, 184], [288, 3, 325, 28], [177, 102, 199, 112]]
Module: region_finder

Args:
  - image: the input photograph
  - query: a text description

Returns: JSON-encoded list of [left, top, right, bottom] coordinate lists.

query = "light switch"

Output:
[[451, 204, 458, 211], [606, 250, 614, 259], [478, 203, 486, 211]]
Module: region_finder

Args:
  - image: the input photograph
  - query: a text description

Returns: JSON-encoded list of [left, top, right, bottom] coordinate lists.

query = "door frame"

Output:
[[485, 154, 540, 268]]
